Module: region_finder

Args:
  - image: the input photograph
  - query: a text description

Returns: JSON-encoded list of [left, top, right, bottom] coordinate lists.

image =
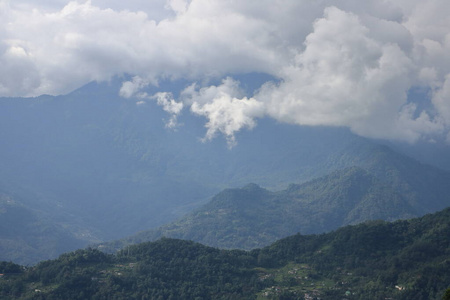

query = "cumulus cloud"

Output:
[[119, 76, 183, 128], [119, 76, 158, 99], [152, 92, 184, 128], [0, 0, 288, 96], [1, 0, 450, 144], [183, 78, 265, 147], [256, 6, 440, 142], [433, 75, 450, 126]]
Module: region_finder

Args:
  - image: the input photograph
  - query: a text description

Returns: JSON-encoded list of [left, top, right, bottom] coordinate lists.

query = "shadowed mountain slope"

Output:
[[106, 147, 450, 251]]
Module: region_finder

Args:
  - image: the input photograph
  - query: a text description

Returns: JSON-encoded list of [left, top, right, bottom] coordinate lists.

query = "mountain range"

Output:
[[1, 78, 450, 264], [105, 144, 450, 251]]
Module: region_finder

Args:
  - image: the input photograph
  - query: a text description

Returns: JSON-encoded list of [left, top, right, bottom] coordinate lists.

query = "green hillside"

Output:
[[1, 207, 449, 299], [105, 148, 450, 251]]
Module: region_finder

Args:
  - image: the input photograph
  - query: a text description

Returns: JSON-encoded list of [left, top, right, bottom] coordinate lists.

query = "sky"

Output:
[[1, 0, 450, 146]]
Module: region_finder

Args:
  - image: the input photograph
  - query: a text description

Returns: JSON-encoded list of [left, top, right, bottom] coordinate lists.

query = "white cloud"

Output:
[[1, 0, 450, 144], [119, 76, 157, 99], [256, 7, 434, 142], [181, 77, 244, 105], [152, 92, 184, 129], [184, 78, 265, 147], [119, 76, 184, 128], [165, 0, 188, 15], [0, 0, 289, 96], [432, 75, 450, 126], [8, 0, 173, 20]]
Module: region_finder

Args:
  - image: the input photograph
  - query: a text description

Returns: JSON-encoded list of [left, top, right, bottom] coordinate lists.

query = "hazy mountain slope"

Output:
[[0, 79, 396, 263], [0, 81, 366, 235], [2, 207, 450, 299], [2, 78, 450, 264], [108, 147, 450, 251], [0, 191, 94, 265]]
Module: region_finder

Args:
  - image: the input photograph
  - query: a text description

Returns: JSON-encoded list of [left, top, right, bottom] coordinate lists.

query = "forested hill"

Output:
[[1, 207, 450, 299], [104, 147, 450, 251]]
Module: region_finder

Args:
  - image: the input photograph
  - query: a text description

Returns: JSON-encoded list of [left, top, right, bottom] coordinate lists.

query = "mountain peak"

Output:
[[242, 183, 262, 191]]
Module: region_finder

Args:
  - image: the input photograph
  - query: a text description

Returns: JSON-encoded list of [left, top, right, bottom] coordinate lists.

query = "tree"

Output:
[[443, 288, 450, 300]]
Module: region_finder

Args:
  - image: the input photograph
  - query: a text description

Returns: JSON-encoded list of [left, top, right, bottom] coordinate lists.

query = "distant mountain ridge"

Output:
[[1, 78, 450, 264], [105, 144, 450, 251]]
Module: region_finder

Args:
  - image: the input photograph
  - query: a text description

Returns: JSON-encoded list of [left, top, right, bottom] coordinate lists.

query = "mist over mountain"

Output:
[[0, 191, 91, 265], [1, 3, 450, 290], [1, 78, 450, 264]]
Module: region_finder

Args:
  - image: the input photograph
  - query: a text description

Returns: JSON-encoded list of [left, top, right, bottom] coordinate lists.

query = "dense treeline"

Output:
[[1, 208, 449, 299], [257, 213, 450, 299], [0, 240, 262, 299]]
